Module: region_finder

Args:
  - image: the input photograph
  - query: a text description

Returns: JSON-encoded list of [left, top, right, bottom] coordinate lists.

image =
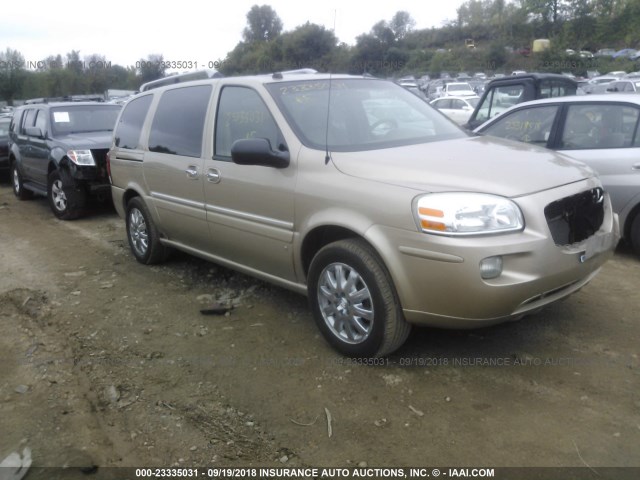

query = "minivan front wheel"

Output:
[[308, 239, 410, 357], [126, 197, 167, 265]]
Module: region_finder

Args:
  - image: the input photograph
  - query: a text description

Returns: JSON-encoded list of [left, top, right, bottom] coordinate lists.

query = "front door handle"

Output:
[[207, 168, 221, 183], [185, 166, 199, 179], [633, 163, 640, 171]]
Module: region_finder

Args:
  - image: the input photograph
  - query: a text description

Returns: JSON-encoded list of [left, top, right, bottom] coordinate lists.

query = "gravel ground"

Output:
[[0, 180, 639, 479]]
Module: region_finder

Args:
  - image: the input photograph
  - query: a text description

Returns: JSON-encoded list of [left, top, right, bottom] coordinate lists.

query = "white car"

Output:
[[430, 96, 480, 125], [442, 82, 476, 97]]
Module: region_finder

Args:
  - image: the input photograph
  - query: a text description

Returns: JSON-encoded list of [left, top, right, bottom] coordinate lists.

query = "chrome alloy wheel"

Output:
[[51, 179, 67, 211], [13, 167, 20, 193], [317, 262, 374, 344], [128, 208, 149, 257]]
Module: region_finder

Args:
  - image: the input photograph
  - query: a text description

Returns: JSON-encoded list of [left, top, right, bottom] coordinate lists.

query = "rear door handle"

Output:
[[206, 168, 221, 183], [633, 163, 640, 171]]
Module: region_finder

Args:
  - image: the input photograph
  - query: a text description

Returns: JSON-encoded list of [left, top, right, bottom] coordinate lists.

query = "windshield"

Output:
[[266, 78, 465, 151], [50, 105, 121, 136]]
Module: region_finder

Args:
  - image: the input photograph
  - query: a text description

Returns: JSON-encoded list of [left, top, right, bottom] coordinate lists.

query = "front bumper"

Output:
[[366, 180, 620, 328]]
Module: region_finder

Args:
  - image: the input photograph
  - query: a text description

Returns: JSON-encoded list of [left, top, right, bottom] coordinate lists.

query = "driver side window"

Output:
[[214, 86, 282, 159], [34, 110, 47, 135], [482, 105, 559, 146]]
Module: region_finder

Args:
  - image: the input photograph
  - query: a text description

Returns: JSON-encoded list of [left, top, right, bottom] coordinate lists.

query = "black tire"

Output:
[[308, 238, 411, 357], [125, 197, 167, 265], [631, 213, 640, 258], [47, 169, 85, 220], [11, 162, 33, 200]]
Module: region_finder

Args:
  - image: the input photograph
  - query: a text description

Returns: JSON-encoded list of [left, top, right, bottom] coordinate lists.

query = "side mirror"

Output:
[[231, 138, 289, 169], [25, 126, 44, 138]]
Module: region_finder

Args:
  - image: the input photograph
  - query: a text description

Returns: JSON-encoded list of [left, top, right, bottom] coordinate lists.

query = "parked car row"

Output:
[[418, 72, 639, 259], [474, 94, 640, 257], [5, 71, 623, 358]]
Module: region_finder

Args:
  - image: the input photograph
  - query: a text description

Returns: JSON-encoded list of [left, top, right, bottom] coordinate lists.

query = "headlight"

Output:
[[415, 193, 524, 236], [67, 149, 96, 166]]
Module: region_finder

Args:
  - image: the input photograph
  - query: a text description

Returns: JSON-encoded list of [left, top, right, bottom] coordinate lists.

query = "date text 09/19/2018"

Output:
[[134, 467, 496, 478]]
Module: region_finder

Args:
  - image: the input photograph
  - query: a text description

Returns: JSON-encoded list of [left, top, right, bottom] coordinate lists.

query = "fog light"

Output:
[[480, 256, 503, 279]]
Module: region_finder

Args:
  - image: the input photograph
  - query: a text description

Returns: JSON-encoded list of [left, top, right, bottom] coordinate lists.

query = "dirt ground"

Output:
[[0, 179, 639, 478]]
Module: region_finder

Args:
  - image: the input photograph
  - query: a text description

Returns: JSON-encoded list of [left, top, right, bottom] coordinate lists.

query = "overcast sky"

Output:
[[1, 0, 464, 71]]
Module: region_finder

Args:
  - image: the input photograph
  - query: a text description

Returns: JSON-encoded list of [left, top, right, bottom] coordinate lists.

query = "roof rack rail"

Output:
[[271, 68, 318, 79], [140, 69, 223, 92], [23, 94, 105, 105]]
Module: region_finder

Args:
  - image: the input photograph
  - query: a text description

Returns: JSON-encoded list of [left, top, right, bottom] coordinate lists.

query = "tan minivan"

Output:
[[108, 72, 619, 357]]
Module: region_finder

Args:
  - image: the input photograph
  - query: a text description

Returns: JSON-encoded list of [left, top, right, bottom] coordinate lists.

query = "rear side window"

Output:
[[433, 99, 451, 109], [115, 95, 153, 149], [539, 80, 576, 98], [149, 85, 212, 157], [561, 104, 640, 150]]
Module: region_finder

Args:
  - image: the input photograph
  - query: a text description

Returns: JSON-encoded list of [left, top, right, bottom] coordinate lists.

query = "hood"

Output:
[[54, 131, 113, 150], [330, 136, 595, 198]]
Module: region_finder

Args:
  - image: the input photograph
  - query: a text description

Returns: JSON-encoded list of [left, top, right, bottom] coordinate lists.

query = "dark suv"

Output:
[[464, 73, 578, 129], [9, 102, 121, 219]]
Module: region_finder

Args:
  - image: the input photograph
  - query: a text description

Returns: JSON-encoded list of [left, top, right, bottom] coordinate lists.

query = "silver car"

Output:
[[430, 96, 480, 125], [108, 73, 619, 357], [475, 93, 640, 257]]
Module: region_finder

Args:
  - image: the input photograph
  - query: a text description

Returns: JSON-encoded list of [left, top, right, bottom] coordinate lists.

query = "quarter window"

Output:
[[149, 85, 212, 157], [214, 86, 282, 158], [115, 95, 153, 149]]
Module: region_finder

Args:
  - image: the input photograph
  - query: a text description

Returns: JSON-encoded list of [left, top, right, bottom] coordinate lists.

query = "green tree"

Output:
[[389, 11, 416, 40], [522, 0, 569, 35], [0, 48, 26, 104], [138, 54, 166, 85], [243, 5, 283, 42], [281, 23, 337, 71], [66, 50, 83, 74]]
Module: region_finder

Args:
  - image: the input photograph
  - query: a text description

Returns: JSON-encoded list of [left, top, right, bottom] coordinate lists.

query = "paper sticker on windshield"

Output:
[[53, 112, 70, 123]]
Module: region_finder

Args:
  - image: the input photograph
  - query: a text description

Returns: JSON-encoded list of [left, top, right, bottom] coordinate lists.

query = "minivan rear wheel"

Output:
[[126, 197, 167, 264], [308, 239, 410, 357]]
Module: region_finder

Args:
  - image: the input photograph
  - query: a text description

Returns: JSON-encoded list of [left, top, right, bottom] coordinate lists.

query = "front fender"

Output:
[[9, 143, 22, 165], [51, 146, 67, 166]]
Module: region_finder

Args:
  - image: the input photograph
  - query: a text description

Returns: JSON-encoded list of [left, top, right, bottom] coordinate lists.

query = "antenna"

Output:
[[324, 74, 332, 165]]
